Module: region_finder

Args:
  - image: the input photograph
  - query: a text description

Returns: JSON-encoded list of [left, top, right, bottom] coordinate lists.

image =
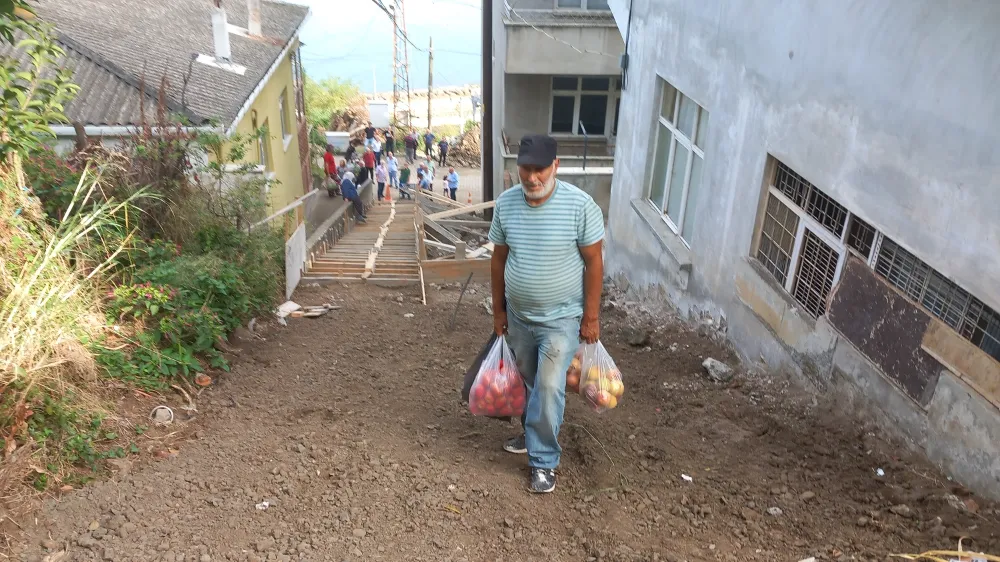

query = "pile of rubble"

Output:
[[329, 95, 370, 140], [449, 122, 482, 168]]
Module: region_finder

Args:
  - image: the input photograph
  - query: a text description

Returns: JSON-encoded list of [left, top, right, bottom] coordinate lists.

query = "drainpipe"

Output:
[[482, 0, 494, 217], [247, 0, 263, 36], [212, 0, 232, 62]]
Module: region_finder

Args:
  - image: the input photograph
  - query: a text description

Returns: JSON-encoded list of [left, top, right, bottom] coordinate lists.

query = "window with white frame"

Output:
[[555, 0, 610, 10], [753, 159, 1000, 362], [646, 79, 709, 242], [550, 76, 618, 136], [257, 119, 270, 170], [278, 88, 290, 140]]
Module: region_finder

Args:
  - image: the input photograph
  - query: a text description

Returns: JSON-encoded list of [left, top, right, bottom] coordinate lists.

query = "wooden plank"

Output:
[[424, 239, 456, 251], [438, 219, 491, 227], [426, 200, 496, 221], [827, 256, 943, 405], [420, 189, 468, 209], [921, 318, 1000, 409], [423, 216, 462, 245], [421, 257, 491, 283]]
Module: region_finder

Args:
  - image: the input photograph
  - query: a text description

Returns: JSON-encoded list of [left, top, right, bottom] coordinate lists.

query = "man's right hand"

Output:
[[493, 310, 508, 337]]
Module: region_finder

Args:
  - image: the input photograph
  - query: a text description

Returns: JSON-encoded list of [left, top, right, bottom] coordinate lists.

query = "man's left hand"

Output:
[[580, 315, 600, 344]]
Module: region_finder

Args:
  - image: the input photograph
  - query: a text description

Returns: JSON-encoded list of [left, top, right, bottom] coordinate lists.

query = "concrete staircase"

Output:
[[302, 201, 420, 285]]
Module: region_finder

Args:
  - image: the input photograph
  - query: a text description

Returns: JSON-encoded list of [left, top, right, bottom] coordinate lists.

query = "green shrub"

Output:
[[22, 147, 83, 220]]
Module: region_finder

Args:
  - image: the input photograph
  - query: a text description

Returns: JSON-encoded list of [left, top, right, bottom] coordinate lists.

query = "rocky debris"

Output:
[[701, 357, 734, 383], [889, 504, 912, 517], [625, 327, 652, 347], [449, 122, 482, 168], [9, 283, 1000, 562]]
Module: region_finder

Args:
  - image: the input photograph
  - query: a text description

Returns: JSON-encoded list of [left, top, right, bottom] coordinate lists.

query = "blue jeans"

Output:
[[506, 311, 581, 470], [388, 170, 398, 188]]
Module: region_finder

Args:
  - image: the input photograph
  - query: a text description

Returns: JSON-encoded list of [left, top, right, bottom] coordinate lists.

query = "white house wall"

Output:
[[607, 0, 1000, 498]]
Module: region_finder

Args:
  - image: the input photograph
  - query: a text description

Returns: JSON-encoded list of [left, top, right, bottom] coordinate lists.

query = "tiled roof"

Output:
[[1, 0, 309, 127]]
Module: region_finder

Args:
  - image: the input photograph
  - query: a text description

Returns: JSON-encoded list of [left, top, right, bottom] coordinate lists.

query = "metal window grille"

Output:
[[774, 162, 810, 207], [805, 187, 848, 238], [874, 238, 929, 301], [963, 299, 1000, 362], [921, 271, 971, 330], [847, 215, 876, 257], [756, 194, 799, 285], [792, 229, 840, 317]]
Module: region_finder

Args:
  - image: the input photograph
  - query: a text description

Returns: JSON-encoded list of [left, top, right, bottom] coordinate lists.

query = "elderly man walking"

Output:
[[488, 134, 604, 494]]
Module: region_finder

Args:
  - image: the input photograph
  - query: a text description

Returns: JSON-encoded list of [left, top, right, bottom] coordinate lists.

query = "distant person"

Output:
[[356, 163, 370, 187], [438, 138, 449, 166], [323, 144, 341, 195], [344, 141, 357, 164], [419, 169, 431, 191], [364, 122, 376, 150], [375, 161, 388, 201], [445, 167, 459, 201], [384, 128, 395, 154], [399, 165, 412, 199], [363, 147, 376, 182], [386, 152, 399, 189], [404, 130, 418, 163], [340, 172, 367, 224], [423, 130, 436, 159], [337, 159, 348, 180]]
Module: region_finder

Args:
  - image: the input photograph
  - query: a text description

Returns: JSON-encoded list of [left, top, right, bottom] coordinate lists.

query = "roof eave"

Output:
[[224, 7, 312, 136]]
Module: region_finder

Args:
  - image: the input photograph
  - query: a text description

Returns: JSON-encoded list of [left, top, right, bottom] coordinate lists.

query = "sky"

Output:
[[296, 0, 483, 92]]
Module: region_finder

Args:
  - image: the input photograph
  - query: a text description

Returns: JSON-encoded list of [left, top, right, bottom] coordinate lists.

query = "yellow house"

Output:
[[27, 0, 313, 215]]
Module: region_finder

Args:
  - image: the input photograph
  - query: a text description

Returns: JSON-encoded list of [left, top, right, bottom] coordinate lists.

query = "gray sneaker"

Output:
[[503, 434, 526, 454], [529, 468, 556, 493]]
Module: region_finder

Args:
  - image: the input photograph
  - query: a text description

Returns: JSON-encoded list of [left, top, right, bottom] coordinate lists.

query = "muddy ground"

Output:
[[11, 282, 1000, 562]]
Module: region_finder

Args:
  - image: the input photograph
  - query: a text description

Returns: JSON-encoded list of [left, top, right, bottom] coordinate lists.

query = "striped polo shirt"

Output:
[[488, 180, 604, 324]]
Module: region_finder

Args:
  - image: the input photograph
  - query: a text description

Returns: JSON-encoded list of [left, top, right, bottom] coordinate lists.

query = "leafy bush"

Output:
[[22, 147, 83, 220]]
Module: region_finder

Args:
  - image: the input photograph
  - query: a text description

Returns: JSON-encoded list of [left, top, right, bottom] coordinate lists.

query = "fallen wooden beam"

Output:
[[438, 219, 491, 227], [420, 189, 468, 209], [423, 216, 462, 245], [426, 200, 496, 221]]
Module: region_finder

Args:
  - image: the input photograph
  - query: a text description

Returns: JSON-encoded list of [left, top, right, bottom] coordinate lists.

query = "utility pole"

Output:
[[389, 0, 413, 131], [427, 37, 434, 131]]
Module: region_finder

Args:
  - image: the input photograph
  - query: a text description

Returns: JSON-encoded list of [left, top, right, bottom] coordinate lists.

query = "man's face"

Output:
[[518, 160, 559, 201], [449, 168, 454, 174]]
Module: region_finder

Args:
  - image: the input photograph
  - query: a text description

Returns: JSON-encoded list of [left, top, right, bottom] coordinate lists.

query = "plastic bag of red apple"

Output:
[[468, 336, 526, 417], [567, 341, 625, 413]]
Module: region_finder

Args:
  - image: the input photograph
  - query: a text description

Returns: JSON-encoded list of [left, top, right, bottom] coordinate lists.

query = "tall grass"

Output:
[[0, 160, 145, 500]]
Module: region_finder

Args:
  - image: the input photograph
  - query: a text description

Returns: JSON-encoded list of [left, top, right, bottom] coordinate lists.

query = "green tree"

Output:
[[303, 74, 362, 129], [0, 2, 79, 158]]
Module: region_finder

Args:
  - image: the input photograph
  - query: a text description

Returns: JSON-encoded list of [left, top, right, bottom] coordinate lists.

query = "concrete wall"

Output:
[[503, 74, 551, 141], [491, 0, 509, 202], [605, 0, 1000, 498], [504, 25, 623, 75]]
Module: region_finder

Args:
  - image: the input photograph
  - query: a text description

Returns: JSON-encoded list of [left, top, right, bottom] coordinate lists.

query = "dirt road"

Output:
[[14, 283, 1000, 561]]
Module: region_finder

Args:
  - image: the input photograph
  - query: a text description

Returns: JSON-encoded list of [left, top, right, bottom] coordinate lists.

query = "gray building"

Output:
[[604, 0, 1000, 499], [489, 0, 624, 215]]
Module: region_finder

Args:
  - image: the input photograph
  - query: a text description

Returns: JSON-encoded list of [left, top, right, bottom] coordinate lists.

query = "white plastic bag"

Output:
[[575, 341, 624, 413]]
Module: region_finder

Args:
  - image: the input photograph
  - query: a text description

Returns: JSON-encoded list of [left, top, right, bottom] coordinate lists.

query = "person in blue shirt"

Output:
[[423, 130, 436, 159], [444, 167, 460, 201], [339, 172, 367, 224]]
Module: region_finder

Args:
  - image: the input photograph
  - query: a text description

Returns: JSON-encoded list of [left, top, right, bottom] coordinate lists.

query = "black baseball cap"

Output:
[[516, 134, 558, 168]]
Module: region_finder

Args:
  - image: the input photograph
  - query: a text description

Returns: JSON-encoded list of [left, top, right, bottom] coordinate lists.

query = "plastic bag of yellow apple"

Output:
[[574, 341, 624, 413]]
